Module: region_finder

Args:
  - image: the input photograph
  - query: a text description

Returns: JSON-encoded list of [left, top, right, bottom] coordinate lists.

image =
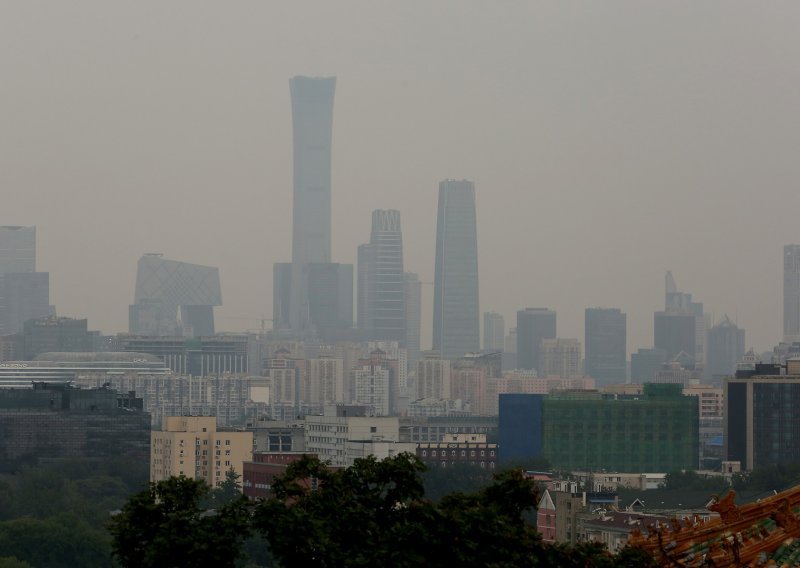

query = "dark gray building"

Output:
[[0, 382, 150, 471], [707, 316, 745, 380], [129, 254, 221, 337], [654, 311, 696, 363], [516, 308, 556, 372], [433, 180, 480, 360], [630, 347, 667, 383], [21, 316, 96, 361], [306, 262, 353, 339], [483, 312, 505, 352], [584, 308, 626, 385], [358, 210, 405, 344]]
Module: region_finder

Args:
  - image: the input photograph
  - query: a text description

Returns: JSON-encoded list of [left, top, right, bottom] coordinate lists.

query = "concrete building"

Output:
[[483, 312, 505, 352], [485, 372, 595, 416], [516, 308, 556, 372], [415, 351, 451, 400], [305, 262, 354, 340], [450, 365, 488, 416], [304, 404, 401, 467], [403, 272, 422, 366], [416, 433, 497, 470], [401, 414, 498, 444], [707, 316, 745, 380], [242, 451, 312, 499], [654, 311, 696, 364], [21, 316, 96, 360], [630, 347, 667, 383], [432, 180, 479, 360], [306, 352, 344, 406], [585, 308, 626, 385], [661, 271, 707, 366], [0, 382, 150, 470], [784, 245, 800, 343], [0, 226, 51, 336], [150, 416, 253, 487], [351, 349, 399, 416], [357, 210, 405, 344], [129, 254, 221, 337], [539, 338, 582, 379], [406, 398, 471, 417]]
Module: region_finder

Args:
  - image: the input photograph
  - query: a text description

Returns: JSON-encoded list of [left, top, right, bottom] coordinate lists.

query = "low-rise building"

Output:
[[416, 433, 497, 470], [242, 451, 312, 500]]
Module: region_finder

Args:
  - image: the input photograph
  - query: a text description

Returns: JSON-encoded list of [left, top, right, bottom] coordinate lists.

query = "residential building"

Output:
[[304, 404, 401, 466], [538, 338, 582, 379], [150, 416, 253, 487], [351, 349, 399, 416], [432, 179, 479, 360], [483, 312, 505, 352], [450, 365, 488, 416], [415, 351, 451, 400], [584, 308, 626, 385], [406, 398, 471, 417], [306, 352, 344, 406], [517, 308, 556, 372]]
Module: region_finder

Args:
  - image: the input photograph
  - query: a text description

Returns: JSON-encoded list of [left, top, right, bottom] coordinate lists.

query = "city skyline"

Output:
[[2, 3, 798, 353]]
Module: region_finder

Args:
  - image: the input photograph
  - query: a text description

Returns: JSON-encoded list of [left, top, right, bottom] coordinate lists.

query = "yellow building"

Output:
[[150, 416, 253, 487]]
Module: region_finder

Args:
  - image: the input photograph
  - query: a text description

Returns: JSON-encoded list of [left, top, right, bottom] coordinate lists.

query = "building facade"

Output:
[[585, 308, 626, 385], [483, 312, 505, 352], [538, 338, 582, 379], [403, 272, 422, 366], [432, 180, 480, 360], [357, 210, 405, 344], [150, 416, 253, 487], [517, 308, 556, 372], [784, 245, 800, 343]]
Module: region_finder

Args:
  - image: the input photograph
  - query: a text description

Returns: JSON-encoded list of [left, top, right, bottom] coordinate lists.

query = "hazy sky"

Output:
[[2, 2, 799, 354]]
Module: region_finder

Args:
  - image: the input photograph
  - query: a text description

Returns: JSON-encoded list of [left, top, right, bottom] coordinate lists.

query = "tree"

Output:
[[108, 476, 251, 568]]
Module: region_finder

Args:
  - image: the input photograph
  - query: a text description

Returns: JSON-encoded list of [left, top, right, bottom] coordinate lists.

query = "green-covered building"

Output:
[[540, 383, 698, 472]]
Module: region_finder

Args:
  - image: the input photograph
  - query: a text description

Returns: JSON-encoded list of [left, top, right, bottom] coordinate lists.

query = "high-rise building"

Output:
[[784, 245, 800, 343], [352, 349, 398, 416], [707, 316, 745, 380], [403, 273, 422, 366], [516, 308, 556, 372], [129, 254, 221, 337], [584, 308, 626, 385], [630, 347, 667, 383], [357, 210, 405, 344], [0, 226, 51, 335], [272, 76, 354, 337], [538, 338, 581, 379], [654, 311, 696, 363], [432, 180, 479, 360], [483, 312, 505, 352], [662, 271, 706, 366], [415, 351, 451, 400]]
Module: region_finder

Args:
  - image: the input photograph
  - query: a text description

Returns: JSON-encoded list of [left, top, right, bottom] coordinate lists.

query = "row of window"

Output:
[[421, 449, 494, 458]]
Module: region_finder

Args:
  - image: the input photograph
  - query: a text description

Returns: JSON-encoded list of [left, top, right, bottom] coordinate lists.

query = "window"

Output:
[[422, 450, 427, 457], [225, 440, 231, 446]]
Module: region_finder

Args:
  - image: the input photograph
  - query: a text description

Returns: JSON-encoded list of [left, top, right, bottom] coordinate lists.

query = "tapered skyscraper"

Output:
[[433, 180, 479, 360], [358, 210, 405, 343], [274, 76, 351, 334]]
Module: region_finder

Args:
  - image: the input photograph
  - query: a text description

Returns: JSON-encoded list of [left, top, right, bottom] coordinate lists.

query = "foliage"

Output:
[[732, 462, 800, 492], [0, 514, 111, 568], [660, 469, 730, 492], [421, 461, 494, 501], [108, 475, 251, 568], [251, 453, 652, 568]]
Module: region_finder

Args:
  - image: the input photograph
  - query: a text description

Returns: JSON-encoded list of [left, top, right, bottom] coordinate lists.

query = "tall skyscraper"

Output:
[[483, 312, 505, 352], [274, 76, 346, 333], [585, 308, 626, 384], [784, 245, 800, 343], [516, 308, 556, 372], [403, 272, 422, 366], [707, 316, 745, 380], [357, 210, 405, 343], [0, 226, 51, 335], [432, 180, 479, 360], [663, 271, 706, 365], [654, 311, 696, 363], [129, 254, 221, 337]]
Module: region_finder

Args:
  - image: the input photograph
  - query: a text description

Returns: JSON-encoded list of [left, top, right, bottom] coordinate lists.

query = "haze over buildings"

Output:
[[2, 3, 799, 355]]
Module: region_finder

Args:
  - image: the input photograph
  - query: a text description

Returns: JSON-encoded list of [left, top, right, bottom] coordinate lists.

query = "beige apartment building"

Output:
[[150, 416, 253, 487]]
